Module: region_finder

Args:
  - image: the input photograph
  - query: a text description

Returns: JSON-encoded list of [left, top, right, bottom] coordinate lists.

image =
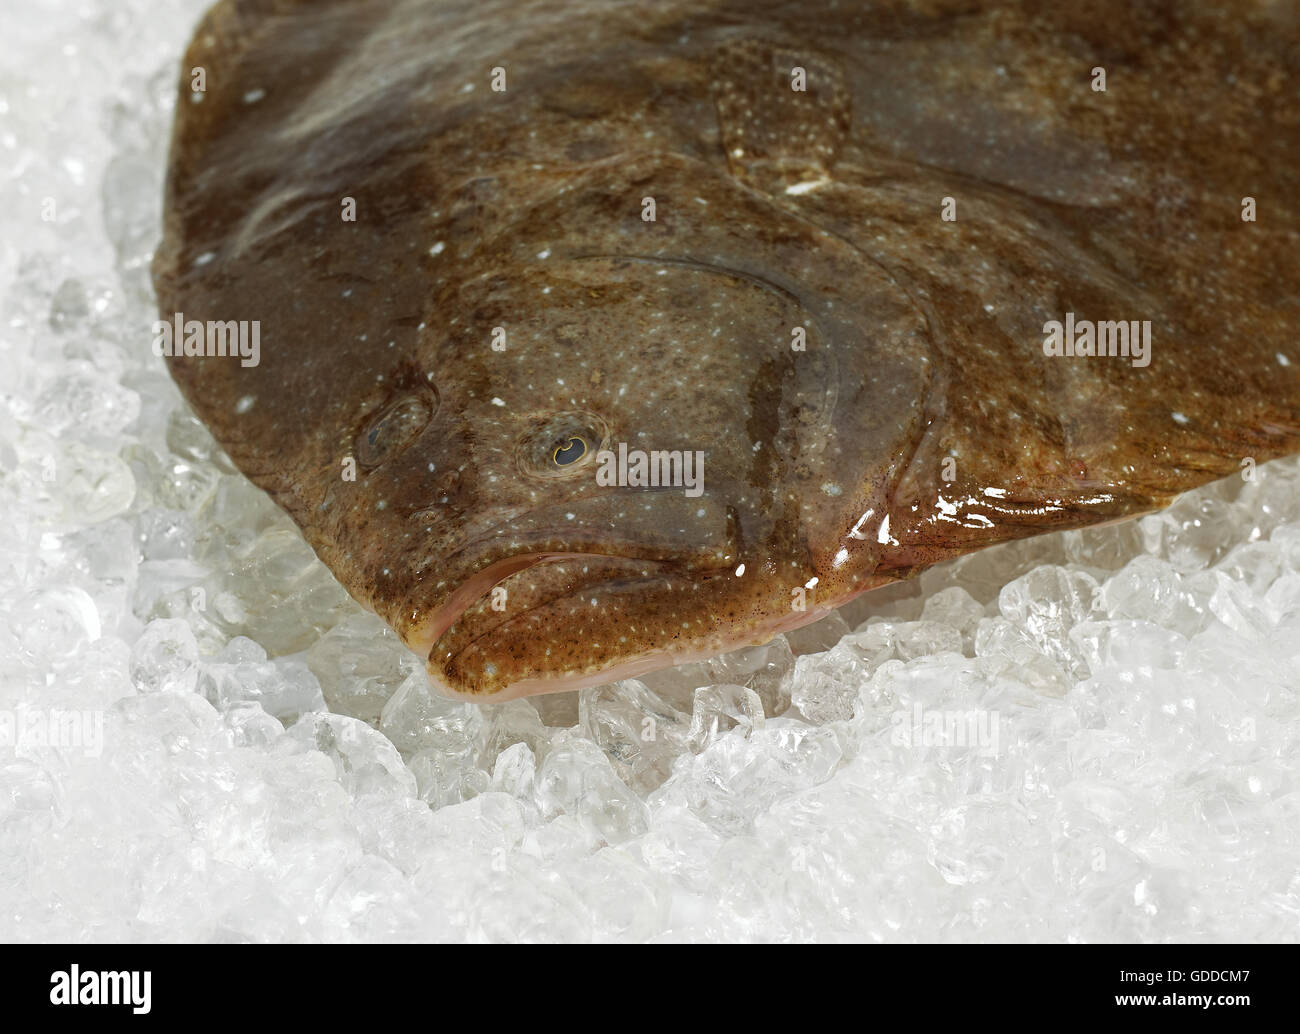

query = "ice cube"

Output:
[[534, 732, 649, 843], [689, 683, 764, 751], [579, 679, 691, 794], [282, 712, 417, 800], [304, 612, 422, 722], [791, 643, 867, 723], [128, 616, 199, 694], [704, 636, 795, 718]]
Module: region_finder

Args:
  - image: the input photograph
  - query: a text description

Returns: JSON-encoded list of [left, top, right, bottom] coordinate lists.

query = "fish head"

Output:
[[344, 157, 937, 700]]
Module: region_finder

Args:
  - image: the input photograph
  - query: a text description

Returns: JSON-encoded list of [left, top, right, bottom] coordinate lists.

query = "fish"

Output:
[[153, 0, 1300, 701]]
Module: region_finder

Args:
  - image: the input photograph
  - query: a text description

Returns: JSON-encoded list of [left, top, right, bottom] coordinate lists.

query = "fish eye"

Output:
[[553, 436, 586, 466], [517, 411, 608, 480], [354, 390, 436, 470]]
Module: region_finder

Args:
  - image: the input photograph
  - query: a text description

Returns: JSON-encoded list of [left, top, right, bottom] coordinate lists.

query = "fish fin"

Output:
[[880, 397, 1300, 574], [179, 0, 318, 83], [154, 0, 364, 291]]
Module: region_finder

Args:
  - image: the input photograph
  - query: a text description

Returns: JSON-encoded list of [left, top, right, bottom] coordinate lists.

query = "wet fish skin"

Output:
[[154, 0, 1300, 699]]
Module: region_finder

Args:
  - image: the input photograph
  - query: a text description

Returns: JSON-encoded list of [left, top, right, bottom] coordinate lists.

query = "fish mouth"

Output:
[[417, 552, 845, 702], [404, 492, 739, 695], [405, 550, 620, 656], [412, 552, 708, 699]]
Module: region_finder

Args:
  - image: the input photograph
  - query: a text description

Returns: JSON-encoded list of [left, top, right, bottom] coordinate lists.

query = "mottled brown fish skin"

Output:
[[154, 0, 1300, 699]]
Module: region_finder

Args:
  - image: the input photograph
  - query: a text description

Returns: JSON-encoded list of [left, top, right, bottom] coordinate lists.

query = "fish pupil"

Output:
[[553, 437, 586, 466]]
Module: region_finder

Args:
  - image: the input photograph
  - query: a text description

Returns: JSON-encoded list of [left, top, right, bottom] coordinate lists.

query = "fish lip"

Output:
[[408, 491, 739, 662], [422, 640, 699, 703], [423, 640, 686, 703], [422, 599, 848, 702], [417, 548, 711, 696], [405, 551, 615, 659]]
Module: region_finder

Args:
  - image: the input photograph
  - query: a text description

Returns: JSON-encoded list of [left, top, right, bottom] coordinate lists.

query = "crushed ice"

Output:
[[2, 0, 1299, 942]]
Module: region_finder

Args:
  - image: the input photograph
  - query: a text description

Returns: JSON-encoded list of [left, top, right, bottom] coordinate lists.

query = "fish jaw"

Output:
[[409, 544, 898, 700], [422, 600, 841, 702], [407, 552, 729, 699], [402, 552, 609, 657]]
